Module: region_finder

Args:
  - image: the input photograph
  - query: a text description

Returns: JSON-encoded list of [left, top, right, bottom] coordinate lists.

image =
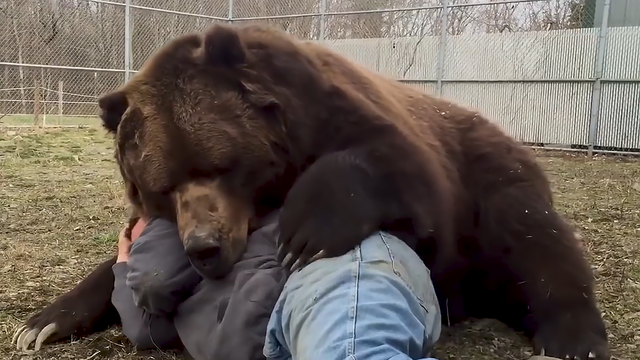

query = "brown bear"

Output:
[[14, 23, 609, 359]]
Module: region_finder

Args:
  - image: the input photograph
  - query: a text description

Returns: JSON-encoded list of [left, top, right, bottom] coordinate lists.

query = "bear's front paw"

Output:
[[13, 257, 119, 353], [277, 152, 382, 271], [13, 294, 88, 353], [532, 307, 609, 360]]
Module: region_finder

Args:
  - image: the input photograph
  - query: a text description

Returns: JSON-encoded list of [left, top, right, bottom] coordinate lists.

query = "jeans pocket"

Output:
[[378, 233, 440, 314], [378, 233, 443, 348]]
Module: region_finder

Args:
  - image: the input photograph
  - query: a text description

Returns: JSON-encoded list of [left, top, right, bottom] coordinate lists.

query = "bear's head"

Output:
[[97, 24, 342, 278]]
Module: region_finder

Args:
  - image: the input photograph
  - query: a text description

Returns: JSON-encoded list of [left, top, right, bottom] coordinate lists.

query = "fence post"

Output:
[[587, 0, 611, 156], [319, 0, 327, 41], [33, 80, 41, 126], [436, 0, 448, 97], [227, 0, 234, 23], [124, 0, 132, 82], [58, 81, 63, 118]]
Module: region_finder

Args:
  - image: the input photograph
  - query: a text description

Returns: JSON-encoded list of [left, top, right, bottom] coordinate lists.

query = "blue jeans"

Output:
[[264, 232, 442, 360]]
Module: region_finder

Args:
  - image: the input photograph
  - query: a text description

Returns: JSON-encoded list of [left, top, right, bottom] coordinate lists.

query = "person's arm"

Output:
[[111, 262, 182, 350], [125, 218, 203, 315], [110, 218, 199, 349], [204, 212, 289, 360], [210, 266, 288, 360]]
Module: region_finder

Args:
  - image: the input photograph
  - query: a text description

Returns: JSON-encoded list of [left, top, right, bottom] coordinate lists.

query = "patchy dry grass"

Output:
[[0, 114, 101, 127], [0, 128, 638, 360]]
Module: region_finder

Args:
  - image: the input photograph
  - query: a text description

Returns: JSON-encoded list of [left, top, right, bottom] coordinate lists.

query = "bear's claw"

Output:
[[13, 322, 58, 353]]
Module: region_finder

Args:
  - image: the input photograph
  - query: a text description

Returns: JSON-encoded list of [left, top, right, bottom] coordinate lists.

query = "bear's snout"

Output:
[[184, 231, 233, 279]]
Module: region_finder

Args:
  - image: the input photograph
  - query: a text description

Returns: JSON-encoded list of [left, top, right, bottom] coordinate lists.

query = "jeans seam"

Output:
[[378, 232, 400, 277], [346, 245, 361, 359], [378, 232, 440, 352], [379, 232, 429, 313]]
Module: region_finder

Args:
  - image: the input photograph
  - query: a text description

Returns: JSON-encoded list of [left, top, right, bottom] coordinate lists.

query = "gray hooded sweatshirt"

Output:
[[111, 212, 287, 360]]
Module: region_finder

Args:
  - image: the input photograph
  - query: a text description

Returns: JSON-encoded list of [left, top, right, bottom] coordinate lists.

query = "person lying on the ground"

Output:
[[112, 211, 286, 360], [112, 209, 442, 360]]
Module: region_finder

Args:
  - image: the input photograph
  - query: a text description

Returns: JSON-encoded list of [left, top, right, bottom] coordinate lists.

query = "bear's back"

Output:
[[297, 39, 542, 192], [298, 40, 488, 163]]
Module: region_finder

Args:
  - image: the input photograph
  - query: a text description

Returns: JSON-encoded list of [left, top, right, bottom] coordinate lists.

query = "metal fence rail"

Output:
[[1, 0, 638, 155]]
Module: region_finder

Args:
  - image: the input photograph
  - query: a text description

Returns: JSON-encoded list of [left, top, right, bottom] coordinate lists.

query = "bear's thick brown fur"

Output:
[[17, 24, 608, 359]]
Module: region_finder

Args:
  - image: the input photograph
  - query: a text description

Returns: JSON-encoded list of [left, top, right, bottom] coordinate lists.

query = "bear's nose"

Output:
[[183, 232, 233, 279], [184, 238, 221, 261]]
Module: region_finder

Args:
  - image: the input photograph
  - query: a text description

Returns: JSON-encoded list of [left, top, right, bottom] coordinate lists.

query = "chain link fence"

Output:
[[1, 0, 638, 154]]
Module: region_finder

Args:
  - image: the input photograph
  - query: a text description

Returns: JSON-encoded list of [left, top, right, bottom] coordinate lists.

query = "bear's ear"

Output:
[[203, 25, 246, 68], [98, 91, 129, 134]]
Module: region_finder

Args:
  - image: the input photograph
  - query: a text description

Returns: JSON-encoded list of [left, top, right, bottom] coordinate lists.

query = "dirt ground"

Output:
[[0, 127, 638, 360]]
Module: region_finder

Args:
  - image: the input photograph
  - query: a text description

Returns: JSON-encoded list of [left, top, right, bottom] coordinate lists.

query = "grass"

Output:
[[0, 127, 639, 360], [0, 114, 101, 127]]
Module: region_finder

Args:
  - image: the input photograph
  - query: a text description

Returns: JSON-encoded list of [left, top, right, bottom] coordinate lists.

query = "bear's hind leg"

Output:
[[477, 183, 609, 359]]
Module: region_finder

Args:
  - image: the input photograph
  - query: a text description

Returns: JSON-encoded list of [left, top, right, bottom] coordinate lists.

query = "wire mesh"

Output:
[[234, 16, 323, 41], [132, 0, 229, 18], [322, 7, 442, 85], [0, 1, 126, 70], [233, 0, 322, 19], [0, 0, 126, 126], [0, 0, 639, 152], [0, 66, 124, 126], [130, 8, 225, 70], [439, 1, 595, 146], [325, 0, 436, 13]]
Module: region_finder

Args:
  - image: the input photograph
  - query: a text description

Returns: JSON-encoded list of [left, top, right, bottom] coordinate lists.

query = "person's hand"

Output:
[[130, 217, 148, 242], [116, 217, 149, 263], [116, 227, 133, 263]]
